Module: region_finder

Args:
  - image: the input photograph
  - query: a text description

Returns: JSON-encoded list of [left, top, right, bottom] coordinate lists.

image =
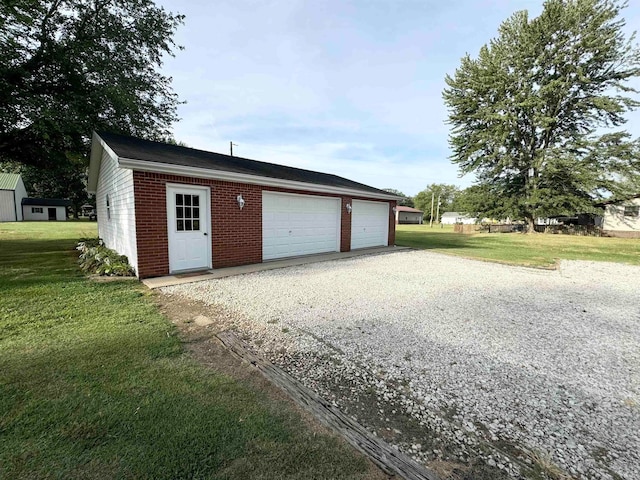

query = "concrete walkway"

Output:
[[142, 245, 409, 289]]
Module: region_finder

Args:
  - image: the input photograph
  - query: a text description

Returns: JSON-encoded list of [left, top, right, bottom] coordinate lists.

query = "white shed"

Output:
[[0, 173, 28, 222], [440, 212, 477, 225], [602, 196, 640, 238], [22, 198, 71, 221]]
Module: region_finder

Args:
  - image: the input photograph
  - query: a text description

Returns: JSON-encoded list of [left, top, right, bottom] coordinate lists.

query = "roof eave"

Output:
[[117, 157, 401, 201], [87, 132, 119, 194]]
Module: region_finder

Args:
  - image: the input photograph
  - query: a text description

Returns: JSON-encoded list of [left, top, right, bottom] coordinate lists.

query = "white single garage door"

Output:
[[351, 200, 389, 249], [263, 192, 341, 260]]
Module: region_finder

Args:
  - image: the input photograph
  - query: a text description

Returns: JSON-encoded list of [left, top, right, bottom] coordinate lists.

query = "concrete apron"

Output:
[[142, 246, 409, 289]]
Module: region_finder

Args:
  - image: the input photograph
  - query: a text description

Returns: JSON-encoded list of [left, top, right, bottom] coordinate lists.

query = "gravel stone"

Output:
[[162, 250, 640, 480]]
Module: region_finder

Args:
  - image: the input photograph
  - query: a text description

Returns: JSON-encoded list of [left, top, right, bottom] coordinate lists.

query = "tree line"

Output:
[[384, 184, 480, 222], [1, 0, 638, 223]]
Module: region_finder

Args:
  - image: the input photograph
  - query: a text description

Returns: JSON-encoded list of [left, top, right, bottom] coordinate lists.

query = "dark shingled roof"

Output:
[[97, 131, 393, 196], [22, 198, 72, 207]]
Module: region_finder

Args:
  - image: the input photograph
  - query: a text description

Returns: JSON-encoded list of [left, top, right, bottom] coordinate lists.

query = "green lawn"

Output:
[[0, 222, 372, 480], [396, 224, 640, 268]]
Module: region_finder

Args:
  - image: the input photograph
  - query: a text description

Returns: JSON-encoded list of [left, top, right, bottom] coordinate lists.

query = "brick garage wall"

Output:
[[133, 172, 262, 278], [340, 196, 352, 252], [389, 200, 397, 245], [133, 171, 396, 278]]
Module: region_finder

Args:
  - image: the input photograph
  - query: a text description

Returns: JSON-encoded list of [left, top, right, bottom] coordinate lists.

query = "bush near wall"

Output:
[[76, 239, 135, 276]]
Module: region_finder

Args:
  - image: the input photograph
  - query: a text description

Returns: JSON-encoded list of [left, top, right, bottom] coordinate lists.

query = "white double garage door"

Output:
[[263, 192, 389, 260]]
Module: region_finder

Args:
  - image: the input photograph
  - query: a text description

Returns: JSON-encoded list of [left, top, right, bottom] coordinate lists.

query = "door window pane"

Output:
[[175, 193, 203, 231]]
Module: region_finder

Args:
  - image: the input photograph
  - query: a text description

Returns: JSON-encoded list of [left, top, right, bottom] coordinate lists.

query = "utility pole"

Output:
[[230, 142, 238, 156], [429, 192, 435, 228], [435, 195, 442, 226]]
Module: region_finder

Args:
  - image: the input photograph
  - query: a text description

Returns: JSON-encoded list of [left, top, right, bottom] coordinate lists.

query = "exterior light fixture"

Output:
[[237, 194, 245, 210], [392, 206, 397, 214], [345, 203, 352, 214]]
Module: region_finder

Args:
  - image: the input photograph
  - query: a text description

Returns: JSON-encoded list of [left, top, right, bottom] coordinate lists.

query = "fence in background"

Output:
[[454, 223, 603, 236]]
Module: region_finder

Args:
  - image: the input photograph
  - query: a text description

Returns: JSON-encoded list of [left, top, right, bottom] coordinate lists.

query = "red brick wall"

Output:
[[133, 171, 396, 278], [133, 172, 170, 279], [388, 200, 397, 245], [340, 196, 352, 252]]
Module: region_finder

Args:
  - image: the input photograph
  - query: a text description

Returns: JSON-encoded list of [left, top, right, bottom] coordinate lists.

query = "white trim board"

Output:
[[118, 157, 398, 200]]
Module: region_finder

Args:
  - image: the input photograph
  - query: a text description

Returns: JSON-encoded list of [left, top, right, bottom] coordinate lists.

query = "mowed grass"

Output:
[[396, 224, 640, 268], [0, 222, 371, 480]]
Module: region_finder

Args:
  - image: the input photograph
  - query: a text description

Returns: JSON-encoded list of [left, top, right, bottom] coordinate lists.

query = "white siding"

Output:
[[0, 190, 16, 221], [14, 177, 27, 221], [23, 205, 66, 221], [603, 198, 640, 232], [96, 149, 139, 275]]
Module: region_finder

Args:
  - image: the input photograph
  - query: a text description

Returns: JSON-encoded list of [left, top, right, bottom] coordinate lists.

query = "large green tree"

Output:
[[413, 183, 460, 221], [0, 0, 184, 170], [443, 0, 640, 229]]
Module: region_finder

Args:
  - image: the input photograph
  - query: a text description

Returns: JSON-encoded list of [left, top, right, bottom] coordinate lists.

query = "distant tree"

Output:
[[443, 0, 640, 230], [413, 184, 460, 221], [455, 185, 496, 218], [383, 188, 414, 207], [0, 0, 184, 172]]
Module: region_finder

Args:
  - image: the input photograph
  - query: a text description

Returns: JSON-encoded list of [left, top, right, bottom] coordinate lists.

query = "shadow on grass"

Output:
[[0, 239, 84, 284], [0, 231, 374, 480], [395, 229, 479, 250]]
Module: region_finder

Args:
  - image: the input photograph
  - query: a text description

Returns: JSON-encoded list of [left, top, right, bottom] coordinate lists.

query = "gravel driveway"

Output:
[[162, 251, 640, 480]]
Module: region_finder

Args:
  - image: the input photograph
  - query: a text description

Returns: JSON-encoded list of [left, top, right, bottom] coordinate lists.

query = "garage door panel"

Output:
[[263, 192, 341, 260], [351, 200, 389, 249]]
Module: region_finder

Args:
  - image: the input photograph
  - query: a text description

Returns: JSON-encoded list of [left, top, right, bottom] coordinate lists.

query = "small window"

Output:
[[32, 207, 43, 214], [624, 205, 639, 217], [175, 194, 201, 231], [106, 194, 111, 220]]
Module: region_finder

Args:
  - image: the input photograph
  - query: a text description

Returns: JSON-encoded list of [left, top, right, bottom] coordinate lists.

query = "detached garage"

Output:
[[88, 132, 399, 278]]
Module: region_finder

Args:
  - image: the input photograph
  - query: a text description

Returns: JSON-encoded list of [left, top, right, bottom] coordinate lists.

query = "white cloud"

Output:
[[157, 0, 640, 196]]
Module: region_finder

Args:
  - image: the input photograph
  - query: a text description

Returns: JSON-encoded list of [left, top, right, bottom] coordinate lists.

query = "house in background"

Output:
[[441, 212, 477, 225], [395, 206, 423, 224], [88, 131, 399, 279], [601, 195, 640, 238], [0, 173, 28, 222], [22, 198, 71, 221]]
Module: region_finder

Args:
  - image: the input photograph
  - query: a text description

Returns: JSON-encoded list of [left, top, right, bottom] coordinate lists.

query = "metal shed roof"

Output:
[[0, 173, 21, 190]]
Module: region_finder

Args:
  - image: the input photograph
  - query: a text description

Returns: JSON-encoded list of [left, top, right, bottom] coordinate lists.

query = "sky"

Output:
[[156, 0, 640, 197]]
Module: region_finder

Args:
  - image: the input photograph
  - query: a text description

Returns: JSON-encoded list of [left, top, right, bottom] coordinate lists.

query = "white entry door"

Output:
[[351, 200, 389, 249], [167, 185, 211, 273], [263, 192, 341, 260]]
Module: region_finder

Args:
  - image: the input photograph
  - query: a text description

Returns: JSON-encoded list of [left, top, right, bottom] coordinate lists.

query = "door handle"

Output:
[[203, 232, 208, 236]]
